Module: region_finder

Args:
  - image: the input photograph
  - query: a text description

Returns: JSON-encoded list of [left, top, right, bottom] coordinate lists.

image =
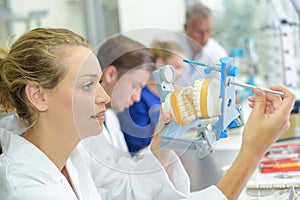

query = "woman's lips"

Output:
[[91, 110, 106, 122]]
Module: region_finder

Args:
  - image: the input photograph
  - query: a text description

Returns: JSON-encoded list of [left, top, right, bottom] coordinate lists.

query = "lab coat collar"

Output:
[[0, 128, 64, 183], [104, 109, 120, 129], [65, 158, 83, 199], [103, 109, 129, 153]]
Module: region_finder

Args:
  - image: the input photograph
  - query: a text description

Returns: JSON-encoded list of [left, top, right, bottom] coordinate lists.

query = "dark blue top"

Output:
[[117, 86, 161, 154]]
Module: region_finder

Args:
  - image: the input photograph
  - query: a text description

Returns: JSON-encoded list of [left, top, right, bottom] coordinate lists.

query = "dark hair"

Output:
[[97, 35, 155, 75], [0, 28, 91, 127]]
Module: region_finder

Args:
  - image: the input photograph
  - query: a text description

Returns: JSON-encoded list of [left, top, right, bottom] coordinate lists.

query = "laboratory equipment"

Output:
[[257, 0, 299, 88], [153, 57, 286, 158], [183, 59, 284, 96], [229, 81, 284, 96], [152, 57, 242, 158]]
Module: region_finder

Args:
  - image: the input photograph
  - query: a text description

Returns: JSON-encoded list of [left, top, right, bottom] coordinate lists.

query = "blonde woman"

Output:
[[0, 28, 110, 199]]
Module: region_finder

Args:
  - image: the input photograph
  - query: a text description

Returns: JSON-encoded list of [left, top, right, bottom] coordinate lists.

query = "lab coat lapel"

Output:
[[104, 109, 129, 152], [65, 159, 83, 199], [69, 147, 103, 200]]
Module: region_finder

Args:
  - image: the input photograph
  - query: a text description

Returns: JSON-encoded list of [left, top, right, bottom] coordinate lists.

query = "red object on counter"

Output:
[[260, 143, 300, 173]]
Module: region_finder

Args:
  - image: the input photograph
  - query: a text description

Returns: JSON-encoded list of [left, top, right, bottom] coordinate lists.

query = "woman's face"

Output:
[[46, 46, 110, 139], [110, 68, 150, 113]]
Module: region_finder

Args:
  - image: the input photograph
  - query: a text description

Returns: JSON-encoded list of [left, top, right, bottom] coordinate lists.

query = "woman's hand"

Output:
[[148, 110, 177, 169], [243, 85, 296, 158], [150, 112, 172, 152], [217, 86, 295, 200]]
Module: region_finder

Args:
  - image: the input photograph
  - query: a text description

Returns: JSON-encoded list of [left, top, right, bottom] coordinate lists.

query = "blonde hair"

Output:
[[0, 28, 91, 127], [150, 40, 183, 61]]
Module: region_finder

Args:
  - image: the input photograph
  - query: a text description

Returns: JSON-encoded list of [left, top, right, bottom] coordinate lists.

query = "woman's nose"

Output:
[[96, 84, 110, 104]]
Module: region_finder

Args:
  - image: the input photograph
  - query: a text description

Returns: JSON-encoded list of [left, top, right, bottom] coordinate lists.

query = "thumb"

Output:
[[252, 88, 266, 115]]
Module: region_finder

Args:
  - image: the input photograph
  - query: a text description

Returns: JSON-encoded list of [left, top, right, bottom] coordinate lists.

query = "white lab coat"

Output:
[[101, 109, 129, 153], [0, 114, 227, 200], [0, 128, 101, 200], [0, 114, 189, 200], [80, 108, 190, 199], [188, 186, 227, 199]]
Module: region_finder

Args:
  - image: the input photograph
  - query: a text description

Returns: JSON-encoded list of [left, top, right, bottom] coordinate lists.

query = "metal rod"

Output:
[[229, 81, 284, 96], [183, 59, 221, 72]]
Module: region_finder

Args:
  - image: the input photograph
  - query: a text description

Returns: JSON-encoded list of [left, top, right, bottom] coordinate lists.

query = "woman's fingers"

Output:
[[250, 88, 266, 117], [153, 112, 172, 136], [270, 86, 295, 114]]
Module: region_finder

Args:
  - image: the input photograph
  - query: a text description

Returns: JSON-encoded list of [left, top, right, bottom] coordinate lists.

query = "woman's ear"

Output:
[[102, 65, 119, 84], [25, 84, 48, 112]]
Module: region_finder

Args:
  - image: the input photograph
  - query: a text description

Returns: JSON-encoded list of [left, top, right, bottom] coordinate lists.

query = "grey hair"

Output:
[[185, 2, 212, 23]]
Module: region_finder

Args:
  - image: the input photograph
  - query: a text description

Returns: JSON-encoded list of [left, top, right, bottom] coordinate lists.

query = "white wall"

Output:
[[118, 0, 186, 45], [9, 0, 85, 39]]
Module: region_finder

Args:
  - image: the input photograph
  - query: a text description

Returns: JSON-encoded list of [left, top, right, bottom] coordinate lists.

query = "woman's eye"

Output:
[[99, 79, 103, 84], [83, 82, 94, 91]]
